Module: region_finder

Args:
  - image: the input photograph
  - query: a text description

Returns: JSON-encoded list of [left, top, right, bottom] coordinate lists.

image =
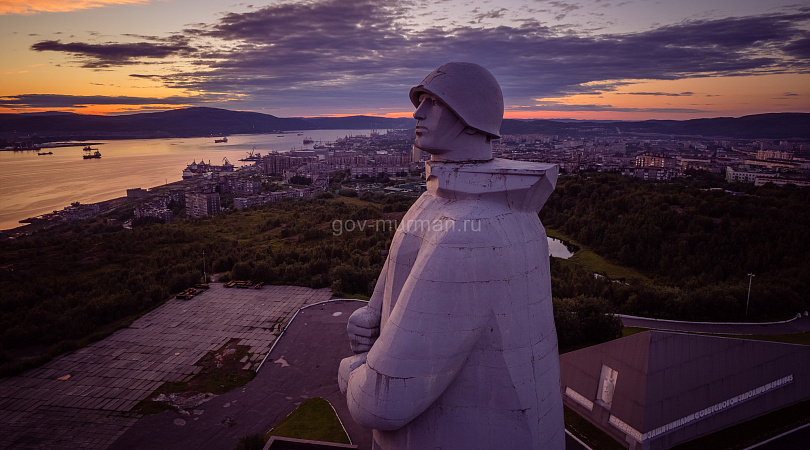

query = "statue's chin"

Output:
[[414, 133, 493, 162], [413, 142, 444, 154]]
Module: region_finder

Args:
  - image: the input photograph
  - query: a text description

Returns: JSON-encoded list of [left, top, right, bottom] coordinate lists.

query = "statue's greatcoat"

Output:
[[341, 158, 565, 449]]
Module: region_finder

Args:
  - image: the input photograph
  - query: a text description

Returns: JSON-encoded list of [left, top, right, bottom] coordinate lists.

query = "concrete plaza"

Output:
[[0, 284, 332, 449]]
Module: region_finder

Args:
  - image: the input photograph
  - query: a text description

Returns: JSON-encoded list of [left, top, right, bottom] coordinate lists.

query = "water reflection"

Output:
[[0, 130, 373, 230], [548, 237, 574, 259]]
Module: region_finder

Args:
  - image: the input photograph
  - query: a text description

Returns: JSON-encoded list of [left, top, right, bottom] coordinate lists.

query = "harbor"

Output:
[[0, 130, 374, 231]]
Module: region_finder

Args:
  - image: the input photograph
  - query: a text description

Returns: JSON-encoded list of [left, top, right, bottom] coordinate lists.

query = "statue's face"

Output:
[[413, 93, 467, 154]]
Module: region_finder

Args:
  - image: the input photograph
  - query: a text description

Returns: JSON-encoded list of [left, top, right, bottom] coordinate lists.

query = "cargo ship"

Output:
[[83, 146, 101, 159]]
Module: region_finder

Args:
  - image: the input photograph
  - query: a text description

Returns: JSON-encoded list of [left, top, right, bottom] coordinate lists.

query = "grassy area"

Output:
[[547, 227, 649, 282], [1, 195, 394, 376], [622, 326, 648, 338], [233, 397, 351, 450], [0, 306, 161, 378], [332, 292, 370, 301], [327, 195, 375, 208], [624, 326, 810, 346], [268, 397, 351, 444], [717, 331, 810, 346], [672, 399, 810, 450], [564, 406, 626, 450], [132, 338, 258, 415]]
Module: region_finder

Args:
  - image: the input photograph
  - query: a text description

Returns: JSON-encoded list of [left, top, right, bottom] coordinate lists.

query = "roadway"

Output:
[[619, 313, 810, 335]]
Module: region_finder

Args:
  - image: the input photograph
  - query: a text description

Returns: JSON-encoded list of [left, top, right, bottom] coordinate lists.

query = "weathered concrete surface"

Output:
[[112, 299, 372, 450], [341, 62, 565, 450], [341, 159, 565, 450], [0, 284, 331, 449]]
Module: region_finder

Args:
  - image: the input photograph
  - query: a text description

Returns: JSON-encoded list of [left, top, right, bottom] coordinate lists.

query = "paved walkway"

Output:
[[619, 314, 810, 335], [111, 299, 372, 450], [0, 284, 332, 449], [10, 284, 803, 449]]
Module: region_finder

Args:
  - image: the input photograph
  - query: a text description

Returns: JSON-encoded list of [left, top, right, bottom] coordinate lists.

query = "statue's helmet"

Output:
[[409, 62, 504, 139]]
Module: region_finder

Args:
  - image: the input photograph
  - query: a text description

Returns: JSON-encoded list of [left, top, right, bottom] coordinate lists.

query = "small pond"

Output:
[[548, 237, 575, 259]]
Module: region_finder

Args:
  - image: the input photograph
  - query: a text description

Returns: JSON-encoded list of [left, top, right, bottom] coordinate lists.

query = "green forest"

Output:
[[1, 172, 808, 375], [540, 172, 810, 322]]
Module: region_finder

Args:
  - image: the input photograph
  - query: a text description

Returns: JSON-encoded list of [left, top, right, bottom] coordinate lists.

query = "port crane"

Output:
[[239, 147, 261, 162]]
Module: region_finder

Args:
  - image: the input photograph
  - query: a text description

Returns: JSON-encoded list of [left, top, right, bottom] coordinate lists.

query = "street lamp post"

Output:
[[745, 273, 755, 319], [203, 250, 207, 283]]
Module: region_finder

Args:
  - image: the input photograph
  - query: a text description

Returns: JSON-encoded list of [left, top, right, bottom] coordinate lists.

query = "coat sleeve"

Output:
[[365, 254, 387, 317], [344, 257, 388, 354], [344, 238, 495, 430]]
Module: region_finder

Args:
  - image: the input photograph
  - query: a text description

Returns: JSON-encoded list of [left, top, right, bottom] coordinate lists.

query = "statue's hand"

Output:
[[347, 306, 380, 354], [338, 352, 367, 395]]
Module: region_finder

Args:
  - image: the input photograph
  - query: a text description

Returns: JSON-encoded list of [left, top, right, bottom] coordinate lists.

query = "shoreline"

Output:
[[0, 128, 379, 152], [0, 129, 385, 235], [0, 142, 105, 152], [1, 177, 195, 238]]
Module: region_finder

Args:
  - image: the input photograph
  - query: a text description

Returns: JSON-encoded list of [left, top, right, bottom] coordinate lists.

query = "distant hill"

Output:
[[0, 107, 414, 140], [300, 115, 414, 130], [501, 113, 810, 139], [0, 107, 807, 141], [19, 111, 81, 116], [620, 113, 810, 139]]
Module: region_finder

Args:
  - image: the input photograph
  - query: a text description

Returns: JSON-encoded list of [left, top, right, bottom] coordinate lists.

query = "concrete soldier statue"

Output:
[[339, 62, 564, 449]]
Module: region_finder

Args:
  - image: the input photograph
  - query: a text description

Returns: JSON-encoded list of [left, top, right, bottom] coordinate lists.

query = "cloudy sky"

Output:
[[1, 0, 808, 119]]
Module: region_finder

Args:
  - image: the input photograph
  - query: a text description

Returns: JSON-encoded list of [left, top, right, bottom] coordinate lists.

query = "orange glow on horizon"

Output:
[[0, 103, 193, 115], [3, 102, 808, 120], [297, 111, 415, 119], [511, 74, 810, 121], [502, 110, 708, 121], [0, 0, 152, 15]]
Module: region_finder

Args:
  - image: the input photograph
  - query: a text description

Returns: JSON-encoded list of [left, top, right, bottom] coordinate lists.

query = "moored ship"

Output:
[[239, 147, 262, 161]]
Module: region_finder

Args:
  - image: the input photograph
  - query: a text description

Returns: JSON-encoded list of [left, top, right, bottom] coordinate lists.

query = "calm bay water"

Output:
[[1, 132, 577, 260], [0, 130, 373, 230]]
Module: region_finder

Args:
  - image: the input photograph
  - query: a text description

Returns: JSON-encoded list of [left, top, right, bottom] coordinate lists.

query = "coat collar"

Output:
[[425, 158, 559, 212]]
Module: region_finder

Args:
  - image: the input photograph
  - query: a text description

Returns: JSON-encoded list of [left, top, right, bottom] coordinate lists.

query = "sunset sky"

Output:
[[1, 0, 808, 120]]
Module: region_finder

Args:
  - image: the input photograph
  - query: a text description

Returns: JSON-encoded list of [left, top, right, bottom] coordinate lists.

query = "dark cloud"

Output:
[[773, 91, 801, 100], [623, 92, 695, 96], [0, 94, 205, 108], [528, 100, 705, 113], [548, 1, 582, 20], [30, 39, 194, 68], [28, 1, 810, 112], [472, 8, 508, 23], [782, 34, 810, 59], [627, 13, 806, 50]]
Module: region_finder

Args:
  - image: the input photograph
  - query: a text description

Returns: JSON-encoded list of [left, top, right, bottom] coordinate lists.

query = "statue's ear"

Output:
[[463, 127, 492, 142]]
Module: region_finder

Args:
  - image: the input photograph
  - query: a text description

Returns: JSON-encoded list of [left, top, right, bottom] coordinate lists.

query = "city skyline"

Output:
[[1, 0, 809, 120]]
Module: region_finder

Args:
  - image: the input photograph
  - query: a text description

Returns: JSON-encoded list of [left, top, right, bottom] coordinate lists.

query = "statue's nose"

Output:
[[413, 102, 428, 120]]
